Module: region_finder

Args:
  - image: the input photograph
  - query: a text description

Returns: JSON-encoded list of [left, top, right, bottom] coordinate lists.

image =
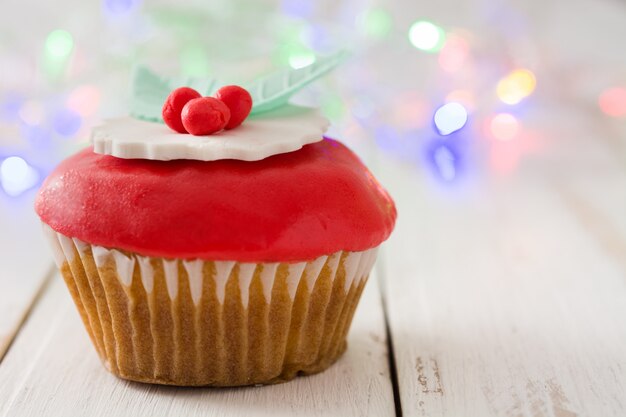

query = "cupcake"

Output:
[[34, 57, 396, 386]]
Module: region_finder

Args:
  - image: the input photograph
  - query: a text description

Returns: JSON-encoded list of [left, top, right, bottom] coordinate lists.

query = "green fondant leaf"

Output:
[[130, 66, 218, 123], [129, 50, 347, 122], [246, 50, 348, 115]]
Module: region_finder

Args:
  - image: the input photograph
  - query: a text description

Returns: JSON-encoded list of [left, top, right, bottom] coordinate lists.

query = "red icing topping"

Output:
[[214, 85, 253, 130], [162, 87, 201, 133], [35, 138, 396, 262], [181, 97, 230, 136]]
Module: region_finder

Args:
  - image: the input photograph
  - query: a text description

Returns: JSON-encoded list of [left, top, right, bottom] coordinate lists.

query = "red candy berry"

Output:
[[162, 87, 202, 133], [181, 97, 231, 136], [214, 85, 253, 129]]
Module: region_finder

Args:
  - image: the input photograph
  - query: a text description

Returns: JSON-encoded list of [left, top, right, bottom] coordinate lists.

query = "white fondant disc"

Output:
[[91, 105, 329, 161]]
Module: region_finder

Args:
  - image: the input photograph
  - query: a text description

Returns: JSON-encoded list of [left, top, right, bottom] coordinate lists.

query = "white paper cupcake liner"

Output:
[[42, 224, 378, 386]]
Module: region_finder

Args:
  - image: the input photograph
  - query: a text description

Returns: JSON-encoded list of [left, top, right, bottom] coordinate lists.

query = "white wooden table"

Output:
[[1, 101, 626, 416], [2, 0, 626, 413]]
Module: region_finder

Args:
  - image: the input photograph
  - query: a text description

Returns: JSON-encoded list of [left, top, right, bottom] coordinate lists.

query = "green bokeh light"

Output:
[[322, 95, 346, 121], [180, 44, 210, 77], [358, 8, 393, 39], [408, 20, 446, 53], [288, 51, 316, 69], [274, 20, 313, 67], [45, 30, 74, 59]]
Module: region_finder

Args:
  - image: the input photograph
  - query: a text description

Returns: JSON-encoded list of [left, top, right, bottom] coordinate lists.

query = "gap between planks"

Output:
[[0, 197, 54, 361], [378, 156, 626, 417], [377, 258, 404, 417], [0, 265, 55, 364]]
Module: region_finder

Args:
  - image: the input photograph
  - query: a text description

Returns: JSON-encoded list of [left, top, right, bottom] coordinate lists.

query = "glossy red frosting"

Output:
[[35, 138, 396, 262]]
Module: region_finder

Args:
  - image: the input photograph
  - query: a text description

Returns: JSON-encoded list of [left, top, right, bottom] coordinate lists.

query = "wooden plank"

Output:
[[0, 269, 395, 417], [378, 155, 626, 417], [0, 195, 53, 360]]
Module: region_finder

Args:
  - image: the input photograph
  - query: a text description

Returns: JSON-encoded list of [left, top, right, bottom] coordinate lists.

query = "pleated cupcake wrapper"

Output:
[[42, 224, 378, 386]]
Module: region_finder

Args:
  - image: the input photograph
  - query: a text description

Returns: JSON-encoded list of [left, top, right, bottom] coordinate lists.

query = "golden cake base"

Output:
[[57, 243, 370, 387]]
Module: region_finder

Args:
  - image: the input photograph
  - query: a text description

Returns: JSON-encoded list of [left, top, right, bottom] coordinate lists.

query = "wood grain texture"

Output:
[[0, 196, 52, 360], [378, 152, 626, 417], [0, 270, 394, 417]]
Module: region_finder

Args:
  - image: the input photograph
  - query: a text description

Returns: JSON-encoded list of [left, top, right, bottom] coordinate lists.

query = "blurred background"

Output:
[[1, 0, 626, 200], [2, 3, 626, 411]]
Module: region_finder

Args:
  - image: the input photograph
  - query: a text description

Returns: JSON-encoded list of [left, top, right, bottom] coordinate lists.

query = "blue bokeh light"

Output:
[[22, 124, 53, 149], [281, 0, 314, 18], [0, 156, 40, 197], [104, 0, 136, 14], [426, 140, 463, 183], [433, 102, 468, 135], [0, 92, 24, 121], [52, 108, 82, 137]]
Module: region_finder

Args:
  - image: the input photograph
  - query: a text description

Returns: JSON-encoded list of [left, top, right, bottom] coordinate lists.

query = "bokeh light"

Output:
[[281, 0, 314, 18], [598, 87, 626, 117], [180, 44, 210, 77], [496, 69, 536, 105], [0, 156, 40, 197], [300, 25, 332, 51], [321, 95, 346, 121], [18, 100, 45, 126], [103, 0, 136, 14], [22, 125, 53, 148], [67, 85, 101, 117], [445, 90, 475, 111], [489, 140, 521, 175], [374, 126, 403, 152], [288, 51, 316, 69], [1, 93, 24, 121], [408, 20, 446, 53], [438, 35, 469, 72], [489, 113, 520, 141], [429, 143, 459, 182], [45, 30, 74, 59], [357, 8, 393, 39], [434, 102, 468, 135], [52, 108, 82, 137], [391, 92, 431, 130]]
